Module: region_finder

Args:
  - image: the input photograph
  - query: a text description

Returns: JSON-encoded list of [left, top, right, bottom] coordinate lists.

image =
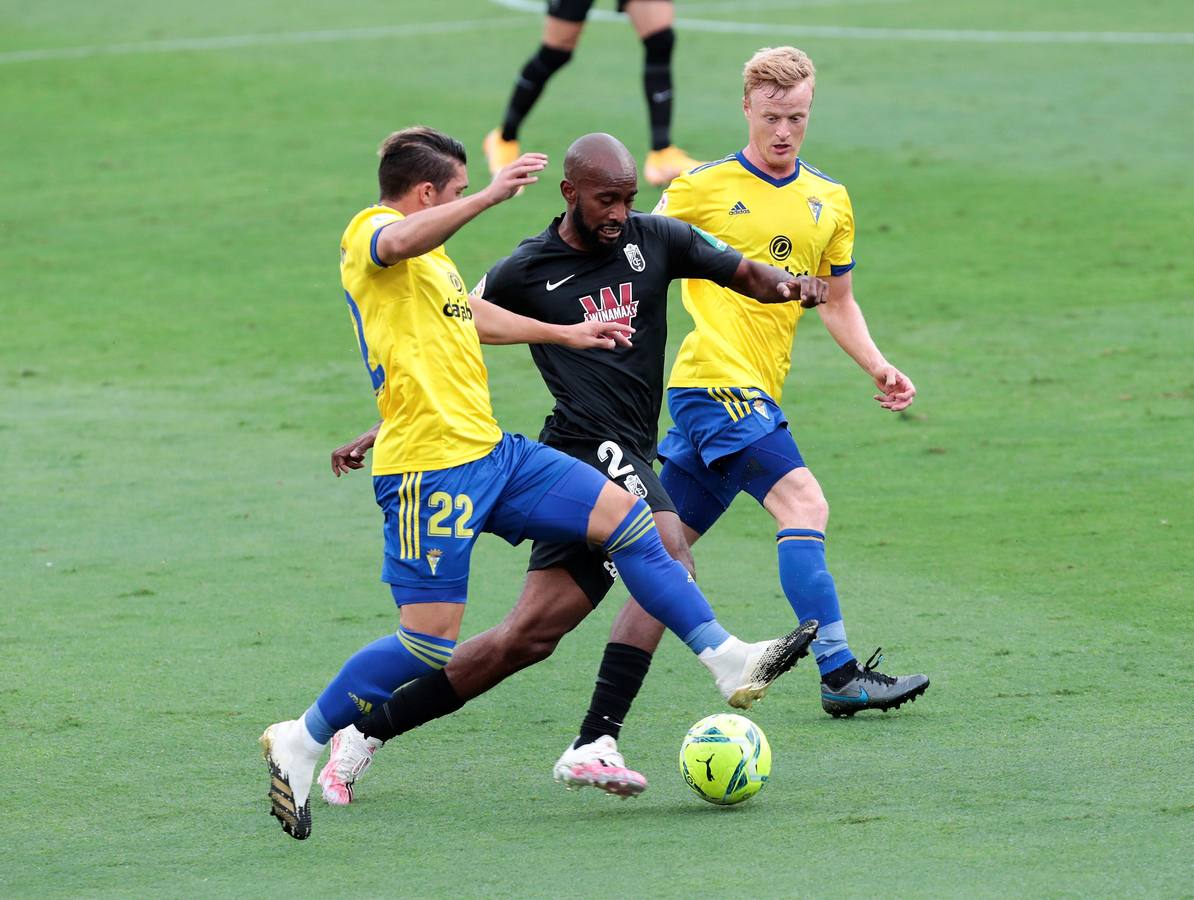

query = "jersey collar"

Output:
[[734, 151, 800, 188]]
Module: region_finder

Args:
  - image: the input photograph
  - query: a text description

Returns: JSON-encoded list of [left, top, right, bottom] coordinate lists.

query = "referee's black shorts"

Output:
[[546, 0, 670, 23], [528, 437, 676, 606]]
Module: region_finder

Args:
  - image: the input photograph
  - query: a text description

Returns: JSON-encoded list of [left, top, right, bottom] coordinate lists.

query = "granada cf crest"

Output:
[[807, 196, 823, 224], [623, 242, 646, 272], [623, 473, 649, 498]]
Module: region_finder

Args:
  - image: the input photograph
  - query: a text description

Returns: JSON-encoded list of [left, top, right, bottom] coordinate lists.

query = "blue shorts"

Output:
[[374, 433, 606, 605], [657, 388, 805, 534]]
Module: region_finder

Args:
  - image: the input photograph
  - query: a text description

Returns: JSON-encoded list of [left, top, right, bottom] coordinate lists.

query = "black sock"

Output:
[[501, 45, 572, 142], [576, 642, 654, 746], [641, 27, 675, 151], [821, 659, 858, 689], [356, 668, 464, 743]]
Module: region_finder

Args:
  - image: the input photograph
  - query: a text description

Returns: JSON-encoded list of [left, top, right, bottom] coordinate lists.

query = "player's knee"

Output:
[[497, 621, 560, 670], [642, 26, 674, 64], [769, 471, 829, 527], [590, 483, 641, 543], [535, 42, 575, 68]]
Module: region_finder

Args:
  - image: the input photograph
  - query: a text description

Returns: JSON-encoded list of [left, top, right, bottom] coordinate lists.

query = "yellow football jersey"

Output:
[[658, 152, 855, 402], [339, 206, 501, 474]]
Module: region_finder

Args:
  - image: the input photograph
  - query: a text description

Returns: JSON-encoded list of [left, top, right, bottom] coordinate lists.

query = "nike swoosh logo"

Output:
[[652, 90, 672, 103], [546, 275, 575, 291], [824, 688, 869, 704]]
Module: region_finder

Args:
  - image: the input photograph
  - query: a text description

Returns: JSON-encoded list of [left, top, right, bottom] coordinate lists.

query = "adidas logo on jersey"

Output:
[[729, 201, 751, 216]]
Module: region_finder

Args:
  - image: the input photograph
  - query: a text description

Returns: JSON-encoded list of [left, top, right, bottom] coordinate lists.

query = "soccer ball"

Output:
[[679, 713, 771, 805]]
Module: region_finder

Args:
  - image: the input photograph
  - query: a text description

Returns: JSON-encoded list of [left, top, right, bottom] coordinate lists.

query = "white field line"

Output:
[[493, 0, 1194, 45], [0, 15, 535, 65], [2, 2, 1189, 64]]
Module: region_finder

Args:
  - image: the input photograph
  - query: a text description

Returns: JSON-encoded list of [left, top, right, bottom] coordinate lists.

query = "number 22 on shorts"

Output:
[[427, 492, 474, 538]]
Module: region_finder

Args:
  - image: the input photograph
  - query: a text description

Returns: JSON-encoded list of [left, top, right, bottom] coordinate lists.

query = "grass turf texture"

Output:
[[2, 0, 1193, 895]]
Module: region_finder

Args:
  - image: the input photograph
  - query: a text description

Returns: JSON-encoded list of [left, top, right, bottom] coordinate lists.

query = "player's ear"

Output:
[[560, 179, 576, 204], [417, 181, 436, 208]]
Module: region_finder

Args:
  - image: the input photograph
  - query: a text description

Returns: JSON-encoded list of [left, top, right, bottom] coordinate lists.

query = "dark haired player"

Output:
[[260, 127, 819, 839], [316, 132, 829, 804]]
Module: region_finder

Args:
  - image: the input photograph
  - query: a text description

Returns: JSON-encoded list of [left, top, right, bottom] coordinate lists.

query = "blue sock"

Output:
[[303, 626, 456, 744], [604, 499, 725, 653], [776, 529, 854, 676]]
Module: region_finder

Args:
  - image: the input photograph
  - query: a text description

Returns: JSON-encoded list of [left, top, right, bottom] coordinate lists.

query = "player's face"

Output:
[[429, 163, 469, 207], [572, 176, 638, 247], [744, 80, 814, 174]]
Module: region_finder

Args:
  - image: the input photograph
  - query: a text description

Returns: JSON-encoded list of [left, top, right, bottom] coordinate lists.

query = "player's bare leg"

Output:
[[763, 467, 929, 715], [585, 482, 816, 708], [625, 1, 700, 186], [485, 16, 584, 175], [321, 567, 647, 801], [264, 602, 463, 837]]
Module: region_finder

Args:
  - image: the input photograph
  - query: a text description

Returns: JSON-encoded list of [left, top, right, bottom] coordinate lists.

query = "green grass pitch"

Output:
[[2, 0, 1192, 895]]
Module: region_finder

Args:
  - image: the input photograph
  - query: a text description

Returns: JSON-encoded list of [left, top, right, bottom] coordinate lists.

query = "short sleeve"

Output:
[[817, 188, 856, 278], [652, 173, 695, 222], [474, 255, 525, 313], [659, 216, 742, 286], [362, 211, 402, 270]]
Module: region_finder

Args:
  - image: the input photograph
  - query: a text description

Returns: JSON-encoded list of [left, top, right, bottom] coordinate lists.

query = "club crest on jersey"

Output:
[[623, 473, 648, 499], [623, 243, 646, 272], [426, 548, 443, 576], [807, 196, 823, 224], [579, 282, 639, 327], [447, 271, 464, 294]]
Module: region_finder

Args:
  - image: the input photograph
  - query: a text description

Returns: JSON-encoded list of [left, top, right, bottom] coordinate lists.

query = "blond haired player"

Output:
[[556, 46, 929, 786]]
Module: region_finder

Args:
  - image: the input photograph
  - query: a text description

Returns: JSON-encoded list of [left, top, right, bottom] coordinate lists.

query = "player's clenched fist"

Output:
[[486, 152, 549, 202], [776, 274, 829, 309]]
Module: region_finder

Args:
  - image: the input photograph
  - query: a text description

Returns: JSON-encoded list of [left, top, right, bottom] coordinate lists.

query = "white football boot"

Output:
[[553, 734, 647, 797], [260, 719, 323, 840], [699, 620, 819, 709], [318, 725, 383, 806]]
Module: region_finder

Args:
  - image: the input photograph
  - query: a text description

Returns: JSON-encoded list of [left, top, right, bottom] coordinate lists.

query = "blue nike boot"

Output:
[[820, 648, 929, 718]]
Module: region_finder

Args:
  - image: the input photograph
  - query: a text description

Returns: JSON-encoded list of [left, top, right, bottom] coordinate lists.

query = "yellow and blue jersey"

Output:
[[656, 152, 856, 402], [339, 205, 501, 475]]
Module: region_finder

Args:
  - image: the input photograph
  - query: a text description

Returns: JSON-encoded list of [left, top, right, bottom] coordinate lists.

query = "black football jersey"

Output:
[[479, 211, 742, 458]]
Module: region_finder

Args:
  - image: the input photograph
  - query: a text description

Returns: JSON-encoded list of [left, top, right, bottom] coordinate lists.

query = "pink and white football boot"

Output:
[[317, 725, 383, 806], [553, 735, 647, 798]]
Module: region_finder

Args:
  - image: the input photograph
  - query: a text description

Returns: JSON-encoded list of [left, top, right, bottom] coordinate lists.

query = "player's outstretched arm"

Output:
[[728, 258, 829, 308], [373, 154, 549, 265], [468, 295, 634, 349], [817, 272, 916, 412], [330, 422, 380, 476]]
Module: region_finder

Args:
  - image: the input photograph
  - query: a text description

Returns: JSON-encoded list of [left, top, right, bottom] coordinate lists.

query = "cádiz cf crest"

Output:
[[623, 242, 646, 272], [426, 548, 443, 575], [807, 196, 823, 224]]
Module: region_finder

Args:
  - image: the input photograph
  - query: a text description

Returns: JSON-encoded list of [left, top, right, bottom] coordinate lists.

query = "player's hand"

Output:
[[776, 275, 830, 308], [331, 428, 378, 477], [559, 320, 634, 351], [872, 365, 916, 412], [486, 152, 549, 203]]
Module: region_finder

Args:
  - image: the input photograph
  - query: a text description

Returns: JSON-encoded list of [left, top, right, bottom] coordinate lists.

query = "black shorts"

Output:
[[547, 0, 670, 23], [528, 437, 676, 606]]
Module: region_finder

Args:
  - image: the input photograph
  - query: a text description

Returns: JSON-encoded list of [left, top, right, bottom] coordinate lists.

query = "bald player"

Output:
[[316, 133, 829, 803]]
